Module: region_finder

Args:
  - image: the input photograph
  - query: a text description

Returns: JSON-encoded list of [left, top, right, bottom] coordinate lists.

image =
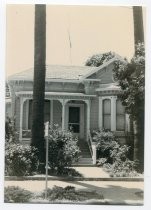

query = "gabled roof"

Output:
[[81, 55, 125, 79], [8, 65, 97, 81], [8, 55, 125, 82]]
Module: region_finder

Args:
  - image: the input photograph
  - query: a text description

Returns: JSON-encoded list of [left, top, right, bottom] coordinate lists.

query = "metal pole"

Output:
[[44, 122, 49, 200]]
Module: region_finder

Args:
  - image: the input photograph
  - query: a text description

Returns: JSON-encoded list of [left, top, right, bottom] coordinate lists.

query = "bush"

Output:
[[48, 126, 80, 174], [42, 186, 103, 201], [4, 186, 32, 203], [104, 159, 138, 177], [5, 144, 38, 176], [93, 130, 138, 177], [92, 130, 119, 163], [97, 158, 107, 167]]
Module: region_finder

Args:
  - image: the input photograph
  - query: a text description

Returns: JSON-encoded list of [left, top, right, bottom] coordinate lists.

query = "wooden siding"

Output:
[[15, 97, 20, 131], [53, 100, 62, 127], [90, 97, 99, 130]]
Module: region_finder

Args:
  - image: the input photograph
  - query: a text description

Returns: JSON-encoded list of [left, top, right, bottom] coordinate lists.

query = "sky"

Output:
[[6, 5, 146, 76]]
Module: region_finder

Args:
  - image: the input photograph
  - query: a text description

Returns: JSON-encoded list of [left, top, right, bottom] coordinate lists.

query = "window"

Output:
[[103, 99, 111, 130], [116, 99, 125, 131], [28, 100, 50, 129]]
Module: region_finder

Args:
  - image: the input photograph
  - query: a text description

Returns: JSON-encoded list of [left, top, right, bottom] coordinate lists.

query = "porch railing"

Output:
[[87, 130, 97, 165]]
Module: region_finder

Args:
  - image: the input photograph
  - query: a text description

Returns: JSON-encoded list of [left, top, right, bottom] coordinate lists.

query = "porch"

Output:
[[16, 91, 97, 165]]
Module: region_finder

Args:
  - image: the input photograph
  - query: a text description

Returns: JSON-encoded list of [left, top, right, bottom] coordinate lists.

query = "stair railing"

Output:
[[87, 130, 97, 165]]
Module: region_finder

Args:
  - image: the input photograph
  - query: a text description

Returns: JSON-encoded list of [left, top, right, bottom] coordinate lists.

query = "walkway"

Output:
[[72, 166, 110, 178], [4, 180, 143, 205], [4, 167, 144, 205]]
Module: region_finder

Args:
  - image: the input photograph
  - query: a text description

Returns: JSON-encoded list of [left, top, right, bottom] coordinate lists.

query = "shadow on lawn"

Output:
[[63, 180, 144, 204]]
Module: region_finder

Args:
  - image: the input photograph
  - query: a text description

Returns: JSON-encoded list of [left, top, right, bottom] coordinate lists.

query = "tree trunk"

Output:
[[31, 4, 46, 162], [133, 6, 144, 47], [132, 6, 144, 171]]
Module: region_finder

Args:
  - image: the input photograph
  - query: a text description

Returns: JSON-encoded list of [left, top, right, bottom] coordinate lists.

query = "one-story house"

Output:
[[6, 57, 132, 164]]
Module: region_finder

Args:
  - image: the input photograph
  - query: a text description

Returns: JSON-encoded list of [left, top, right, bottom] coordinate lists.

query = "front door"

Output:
[[68, 105, 84, 139]]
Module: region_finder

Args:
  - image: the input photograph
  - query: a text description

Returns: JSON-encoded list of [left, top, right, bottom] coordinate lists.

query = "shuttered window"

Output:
[[103, 99, 111, 130], [116, 100, 125, 131]]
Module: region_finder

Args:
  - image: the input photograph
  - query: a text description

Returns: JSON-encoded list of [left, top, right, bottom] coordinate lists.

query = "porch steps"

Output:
[[75, 140, 93, 165]]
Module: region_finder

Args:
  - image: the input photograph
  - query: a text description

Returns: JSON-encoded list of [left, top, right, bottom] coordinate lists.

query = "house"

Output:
[[6, 57, 132, 164]]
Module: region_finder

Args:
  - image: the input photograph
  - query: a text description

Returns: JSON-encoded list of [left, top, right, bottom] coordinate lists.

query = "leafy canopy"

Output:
[[85, 51, 116, 67], [113, 42, 145, 121]]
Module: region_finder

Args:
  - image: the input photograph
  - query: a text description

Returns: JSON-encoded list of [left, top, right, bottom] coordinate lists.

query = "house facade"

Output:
[[7, 57, 132, 164]]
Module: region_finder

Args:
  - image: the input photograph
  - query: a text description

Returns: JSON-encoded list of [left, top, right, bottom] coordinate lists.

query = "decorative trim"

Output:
[[16, 91, 96, 100]]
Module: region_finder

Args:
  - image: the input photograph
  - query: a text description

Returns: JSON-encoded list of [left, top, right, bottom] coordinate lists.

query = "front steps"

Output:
[[73, 140, 93, 166]]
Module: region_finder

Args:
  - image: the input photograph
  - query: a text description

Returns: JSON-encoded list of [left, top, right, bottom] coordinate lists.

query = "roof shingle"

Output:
[[8, 65, 97, 81]]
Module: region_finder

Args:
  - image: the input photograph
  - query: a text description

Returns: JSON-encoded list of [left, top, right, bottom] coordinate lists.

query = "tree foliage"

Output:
[[5, 117, 38, 176], [113, 42, 145, 121], [85, 51, 115, 67], [113, 42, 145, 171], [48, 125, 80, 174]]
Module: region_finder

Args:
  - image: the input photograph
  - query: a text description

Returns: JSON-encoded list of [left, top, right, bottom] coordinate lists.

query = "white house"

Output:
[[6, 57, 132, 164]]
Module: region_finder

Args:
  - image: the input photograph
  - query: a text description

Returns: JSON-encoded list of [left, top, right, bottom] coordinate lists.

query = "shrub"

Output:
[[54, 167, 82, 177], [5, 143, 38, 176], [97, 158, 107, 167], [92, 130, 119, 163], [104, 159, 138, 177], [4, 186, 32, 203], [110, 144, 131, 162], [48, 125, 80, 174], [42, 186, 103, 201], [93, 130, 138, 177]]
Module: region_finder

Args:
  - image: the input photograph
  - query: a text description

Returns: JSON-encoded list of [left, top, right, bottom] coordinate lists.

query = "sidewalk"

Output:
[[4, 167, 144, 205], [4, 179, 144, 205], [5, 166, 144, 181]]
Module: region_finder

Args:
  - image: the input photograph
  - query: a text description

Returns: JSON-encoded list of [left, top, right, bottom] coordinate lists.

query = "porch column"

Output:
[[111, 96, 117, 131], [60, 99, 69, 131], [98, 97, 103, 130], [19, 97, 26, 141], [25, 100, 29, 129], [85, 100, 91, 140]]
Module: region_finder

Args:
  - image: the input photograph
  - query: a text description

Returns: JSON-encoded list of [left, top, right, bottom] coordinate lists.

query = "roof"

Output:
[[8, 55, 124, 82], [8, 65, 97, 81], [81, 56, 125, 79]]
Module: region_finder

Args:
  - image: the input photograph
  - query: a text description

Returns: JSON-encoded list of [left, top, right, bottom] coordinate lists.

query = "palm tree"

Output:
[[133, 6, 144, 171], [31, 4, 46, 162], [133, 6, 144, 47]]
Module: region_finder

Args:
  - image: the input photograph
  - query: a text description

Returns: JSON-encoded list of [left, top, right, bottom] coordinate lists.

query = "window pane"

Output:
[[116, 115, 125, 131], [103, 99, 111, 114], [103, 115, 111, 130], [103, 99, 111, 130], [116, 100, 125, 114], [116, 100, 125, 131]]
